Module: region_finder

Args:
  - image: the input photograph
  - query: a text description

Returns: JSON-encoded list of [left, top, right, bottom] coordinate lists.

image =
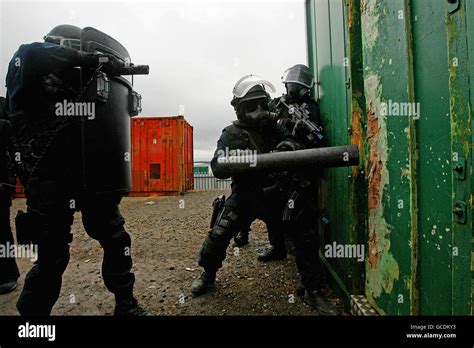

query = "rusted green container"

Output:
[[306, 0, 473, 315]]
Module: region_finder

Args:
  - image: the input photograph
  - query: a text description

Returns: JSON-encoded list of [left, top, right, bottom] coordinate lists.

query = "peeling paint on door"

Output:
[[364, 73, 399, 302]]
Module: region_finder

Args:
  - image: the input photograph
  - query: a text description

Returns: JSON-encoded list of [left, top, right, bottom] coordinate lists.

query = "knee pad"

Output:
[[198, 231, 227, 271]]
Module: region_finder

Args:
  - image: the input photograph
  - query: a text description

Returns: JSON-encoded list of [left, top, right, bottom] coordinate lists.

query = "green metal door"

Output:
[[307, 0, 366, 303], [306, 0, 473, 315], [468, 0, 474, 316], [444, 0, 474, 315], [359, 0, 472, 315], [359, 0, 416, 315], [411, 0, 453, 315]]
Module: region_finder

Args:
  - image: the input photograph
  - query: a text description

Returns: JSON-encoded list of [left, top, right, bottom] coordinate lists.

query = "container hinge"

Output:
[[345, 78, 351, 89], [453, 200, 467, 224], [453, 157, 466, 180], [447, 0, 460, 14]]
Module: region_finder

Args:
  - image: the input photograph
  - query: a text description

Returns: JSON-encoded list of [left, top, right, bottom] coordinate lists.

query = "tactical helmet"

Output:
[[230, 74, 275, 112], [281, 64, 314, 88], [44, 24, 82, 50]]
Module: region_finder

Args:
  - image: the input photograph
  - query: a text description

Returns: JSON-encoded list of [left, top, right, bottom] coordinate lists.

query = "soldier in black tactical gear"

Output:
[[6, 24, 147, 315], [233, 66, 323, 256], [259, 64, 336, 314], [0, 96, 20, 295], [191, 75, 299, 297], [257, 64, 322, 262]]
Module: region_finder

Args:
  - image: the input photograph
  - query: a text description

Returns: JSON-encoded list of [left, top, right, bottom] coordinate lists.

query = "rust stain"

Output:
[[367, 229, 378, 270], [366, 106, 381, 270], [351, 107, 363, 176], [347, 0, 353, 30], [367, 107, 382, 211]]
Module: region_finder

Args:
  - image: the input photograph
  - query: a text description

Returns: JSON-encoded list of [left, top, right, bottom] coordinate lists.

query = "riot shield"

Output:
[[80, 27, 137, 194]]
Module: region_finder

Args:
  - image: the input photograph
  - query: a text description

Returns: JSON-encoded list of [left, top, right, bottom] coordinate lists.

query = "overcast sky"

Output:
[[0, 0, 307, 161]]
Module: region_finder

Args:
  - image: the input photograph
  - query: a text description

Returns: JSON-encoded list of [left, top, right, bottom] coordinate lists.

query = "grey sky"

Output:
[[0, 0, 307, 161]]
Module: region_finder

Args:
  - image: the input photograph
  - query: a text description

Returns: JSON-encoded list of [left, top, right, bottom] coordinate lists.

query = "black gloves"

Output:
[[276, 141, 298, 152], [98, 55, 124, 75], [78, 52, 124, 75]]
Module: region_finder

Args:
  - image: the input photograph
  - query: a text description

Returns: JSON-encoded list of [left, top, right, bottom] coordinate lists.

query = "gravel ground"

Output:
[[1, 190, 343, 316]]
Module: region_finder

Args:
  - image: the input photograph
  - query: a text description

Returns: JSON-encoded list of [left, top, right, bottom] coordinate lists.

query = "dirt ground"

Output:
[[0, 190, 342, 316]]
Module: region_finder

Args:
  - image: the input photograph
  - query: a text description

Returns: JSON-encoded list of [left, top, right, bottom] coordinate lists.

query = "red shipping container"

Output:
[[15, 177, 25, 198], [130, 116, 194, 196]]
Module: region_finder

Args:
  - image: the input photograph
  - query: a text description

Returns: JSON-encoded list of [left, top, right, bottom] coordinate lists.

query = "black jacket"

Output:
[[211, 120, 297, 193], [6, 42, 82, 114]]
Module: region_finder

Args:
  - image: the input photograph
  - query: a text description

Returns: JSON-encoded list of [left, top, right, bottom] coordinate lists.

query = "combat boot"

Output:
[[257, 246, 287, 262], [0, 280, 17, 295], [233, 231, 249, 247], [191, 271, 216, 297], [304, 290, 337, 316], [114, 297, 149, 316]]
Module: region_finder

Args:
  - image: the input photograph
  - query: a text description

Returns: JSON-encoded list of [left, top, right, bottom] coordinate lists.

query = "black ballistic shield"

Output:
[[80, 27, 143, 194]]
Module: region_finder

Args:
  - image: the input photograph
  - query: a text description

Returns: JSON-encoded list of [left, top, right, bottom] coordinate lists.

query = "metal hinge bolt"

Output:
[[453, 164, 463, 173]]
